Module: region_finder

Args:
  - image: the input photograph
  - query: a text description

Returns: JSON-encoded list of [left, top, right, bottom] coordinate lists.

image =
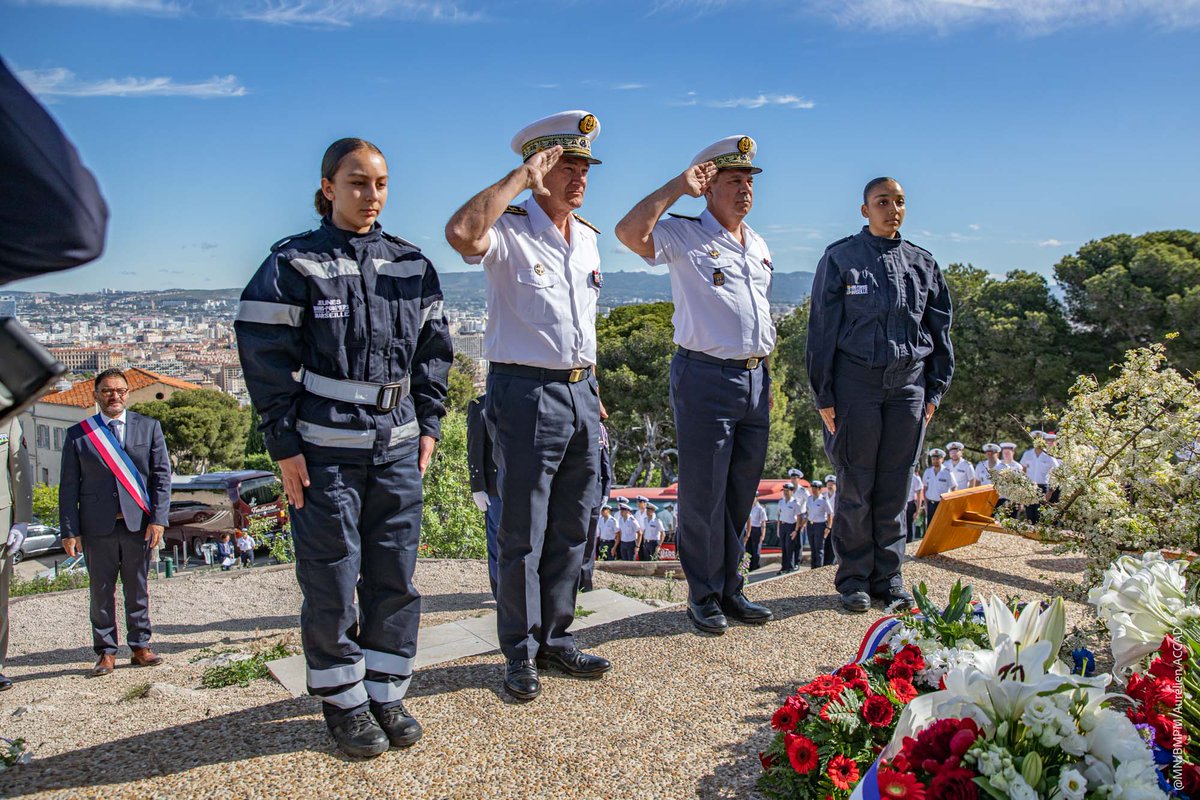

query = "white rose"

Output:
[[1058, 768, 1087, 800], [1007, 775, 1039, 800]]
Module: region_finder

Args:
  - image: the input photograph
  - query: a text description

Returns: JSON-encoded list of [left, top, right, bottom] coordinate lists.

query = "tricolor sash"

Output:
[[80, 414, 150, 515]]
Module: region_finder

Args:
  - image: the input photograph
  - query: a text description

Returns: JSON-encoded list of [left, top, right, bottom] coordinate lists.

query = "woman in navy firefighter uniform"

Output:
[[806, 177, 954, 614], [235, 138, 452, 757]]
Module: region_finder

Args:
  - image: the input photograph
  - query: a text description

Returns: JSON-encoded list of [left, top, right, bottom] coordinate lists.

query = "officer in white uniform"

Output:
[[445, 110, 609, 701], [906, 469, 923, 542], [634, 495, 650, 531], [616, 502, 641, 561], [641, 503, 665, 561], [745, 497, 768, 571], [616, 135, 774, 635], [994, 441, 1023, 510], [787, 467, 804, 482], [596, 505, 617, 561], [974, 443, 1001, 486], [803, 480, 834, 569], [1020, 432, 1060, 523], [922, 448, 960, 525], [776, 482, 803, 574], [945, 442, 974, 491]]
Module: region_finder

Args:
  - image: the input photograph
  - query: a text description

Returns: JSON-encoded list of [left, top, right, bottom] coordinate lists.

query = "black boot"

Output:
[[328, 711, 390, 758], [375, 702, 423, 748]]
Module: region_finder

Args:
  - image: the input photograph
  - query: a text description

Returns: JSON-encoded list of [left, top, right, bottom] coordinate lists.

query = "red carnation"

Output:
[[877, 767, 927, 799], [928, 767, 979, 799], [1148, 659, 1181, 682], [827, 754, 860, 790], [888, 661, 916, 682], [900, 718, 981, 775], [836, 663, 869, 683], [760, 751, 777, 770], [1159, 635, 1189, 666], [785, 732, 819, 774], [889, 677, 918, 704], [949, 727, 978, 757], [1182, 763, 1200, 796], [862, 694, 896, 727], [771, 703, 801, 732], [894, 644, 926, 671], [802, 674, 847, 698]]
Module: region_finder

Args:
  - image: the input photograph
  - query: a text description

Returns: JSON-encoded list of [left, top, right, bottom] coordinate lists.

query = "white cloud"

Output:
[[17, 0, 181, 14], [1038, 238, 1065, 247], [16, 68, 247, 98], [810, 0, 1200, 33], [706, 93, 815, 110], [613, 83, 647, 90], [235, 0, 485, 26], [969, 223, 981, 231]]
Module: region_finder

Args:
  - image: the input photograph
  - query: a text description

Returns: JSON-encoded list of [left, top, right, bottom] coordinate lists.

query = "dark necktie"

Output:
[[108, 419, 123, 448]]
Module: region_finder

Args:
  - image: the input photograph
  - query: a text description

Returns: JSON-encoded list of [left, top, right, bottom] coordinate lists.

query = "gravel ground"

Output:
[[0, 533, 1088, 800]]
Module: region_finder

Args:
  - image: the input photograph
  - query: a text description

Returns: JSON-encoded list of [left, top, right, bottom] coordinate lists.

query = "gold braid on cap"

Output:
[[521, 134, 593, 160], [711, 151, 754, 169]]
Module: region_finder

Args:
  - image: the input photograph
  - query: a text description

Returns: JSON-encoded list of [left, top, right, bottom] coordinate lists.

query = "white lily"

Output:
[[981, 595, 1068, 670], [1088, 552, 1200, 673]]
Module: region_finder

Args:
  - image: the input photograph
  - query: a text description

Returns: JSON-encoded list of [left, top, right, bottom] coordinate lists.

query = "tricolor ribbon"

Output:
[[80, 414, 150, 515]]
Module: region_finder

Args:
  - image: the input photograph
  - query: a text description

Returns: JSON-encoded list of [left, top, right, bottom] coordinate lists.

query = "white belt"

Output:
[[299, 367, 410, 412]]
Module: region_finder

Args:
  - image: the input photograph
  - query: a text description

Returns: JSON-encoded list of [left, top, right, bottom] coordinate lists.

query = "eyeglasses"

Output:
[[97, 388, 128, 397]]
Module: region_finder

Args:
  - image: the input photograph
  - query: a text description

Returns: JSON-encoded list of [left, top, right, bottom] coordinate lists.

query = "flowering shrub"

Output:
[[757, 646, 932, 799]]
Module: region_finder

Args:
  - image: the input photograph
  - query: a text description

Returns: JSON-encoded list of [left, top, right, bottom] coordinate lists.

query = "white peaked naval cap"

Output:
[[690, 135, 761, 174], [510, 110, 601, 164]]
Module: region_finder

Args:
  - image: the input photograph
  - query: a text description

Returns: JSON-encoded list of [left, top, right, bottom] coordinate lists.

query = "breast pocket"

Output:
[[843, 268, 882, 319], [514, 265, 561, 323], [690, 254, 736, 290]]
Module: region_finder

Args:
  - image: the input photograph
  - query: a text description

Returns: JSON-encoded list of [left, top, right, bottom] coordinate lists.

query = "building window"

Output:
[[36, 424, 50, 449], [52, 427, 65, 451], [41, 468, 49, 484]]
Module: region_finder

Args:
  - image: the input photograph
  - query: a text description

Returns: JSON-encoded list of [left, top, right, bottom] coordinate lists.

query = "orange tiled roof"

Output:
[[40, 368, 204, 408]]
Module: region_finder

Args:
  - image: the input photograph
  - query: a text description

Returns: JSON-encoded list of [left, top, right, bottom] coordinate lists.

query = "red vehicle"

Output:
[[163, 470, 287, 556]]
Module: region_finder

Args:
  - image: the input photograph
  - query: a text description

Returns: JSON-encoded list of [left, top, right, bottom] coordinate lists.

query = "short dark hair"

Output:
[[315, 138, 385, 218], [94, 368, 128, 389], [863, 176, 900, 204]]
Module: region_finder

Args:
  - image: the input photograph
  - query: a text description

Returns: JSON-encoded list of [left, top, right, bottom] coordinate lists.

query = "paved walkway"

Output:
[[0, 533, 1087, 800]]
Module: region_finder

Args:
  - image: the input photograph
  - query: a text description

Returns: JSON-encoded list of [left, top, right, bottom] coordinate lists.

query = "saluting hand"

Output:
[[677, 161, 717, 198], [522, 145, 563, 197], [279, 453, 311, 510]]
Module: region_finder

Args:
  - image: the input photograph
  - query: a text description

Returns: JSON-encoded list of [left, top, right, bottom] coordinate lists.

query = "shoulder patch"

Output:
[[824, 235, 855, 252], [903, 239, 934, 258], [572, 213, 601, 234], [667, 213, 702, 222], [382, 231, 421, 251], [270, 229, 317, 252], [504, 205, 528, 216]]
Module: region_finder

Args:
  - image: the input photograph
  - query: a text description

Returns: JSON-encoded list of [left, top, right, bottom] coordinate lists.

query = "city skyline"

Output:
[[2, 0, 1198, 293]]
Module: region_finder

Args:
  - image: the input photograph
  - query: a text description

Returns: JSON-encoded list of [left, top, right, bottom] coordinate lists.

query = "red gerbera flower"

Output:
[[862, 694, 896, 727], [785, 732, 819, 774], [771, 703, 801, 732], [877, 767, 927, 799], [889, 677, 918, 704], [827, 754, 860, 790], [802, 674, 847, 698]]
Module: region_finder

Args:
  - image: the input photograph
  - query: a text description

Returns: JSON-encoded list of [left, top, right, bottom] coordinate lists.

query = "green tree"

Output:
[[1054, 230, 1200, 372], [132, 389, 250, 473], [932, 264, 1079, 451], [245, 405, 266, 455], [596, 302, 678, 485], [446, 352, 480, 415], [420, 410, 486, 557], [32, 483, 59, 526], [243, 452, 280, 476]]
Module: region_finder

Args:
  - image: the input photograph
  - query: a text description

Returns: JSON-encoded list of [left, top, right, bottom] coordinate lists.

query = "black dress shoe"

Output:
[[375, 703, 423, 748], [721, 592, 773, 624], [329, 711, 390, 758], [0, 674, 12, 691], [686, 596, 728, 635], [841, 591, 872, 613], [872, 587, 915, 607], [536, 648, 611, 679], [504, 659, 541, 701]]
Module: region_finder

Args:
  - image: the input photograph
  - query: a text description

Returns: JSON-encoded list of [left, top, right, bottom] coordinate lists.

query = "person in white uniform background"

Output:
[[974, 442, 1001, 487], [945, 441, 974, 491], [1020, 431, 1060, 523], [922, 448, 961, 526]]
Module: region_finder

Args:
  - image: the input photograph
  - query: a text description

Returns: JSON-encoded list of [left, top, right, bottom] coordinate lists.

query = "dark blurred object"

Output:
[[0, 56, 109, 425]]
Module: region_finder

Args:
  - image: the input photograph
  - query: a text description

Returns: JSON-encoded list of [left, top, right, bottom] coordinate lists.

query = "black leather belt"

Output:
[[677, 347, 766, 370], [490, 363, 593, 383]]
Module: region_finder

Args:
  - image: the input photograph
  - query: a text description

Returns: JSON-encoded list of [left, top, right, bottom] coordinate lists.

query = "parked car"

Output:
[[162, 471, 286, 558], [11, 521, 64, 564], [36, 553, 86, 580]]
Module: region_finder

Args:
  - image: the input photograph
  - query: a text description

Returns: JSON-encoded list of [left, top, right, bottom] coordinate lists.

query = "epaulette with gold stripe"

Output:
[[667, 213, 702, 222], [504, 205, 528, 216], [572, 213, 601, 234]]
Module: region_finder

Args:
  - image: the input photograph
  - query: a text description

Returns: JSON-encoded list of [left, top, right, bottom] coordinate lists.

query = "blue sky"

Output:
[[3, 0, 1198, 293]]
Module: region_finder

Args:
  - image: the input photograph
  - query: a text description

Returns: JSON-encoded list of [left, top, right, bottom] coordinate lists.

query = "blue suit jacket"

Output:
[[59, 411, 171, 538]]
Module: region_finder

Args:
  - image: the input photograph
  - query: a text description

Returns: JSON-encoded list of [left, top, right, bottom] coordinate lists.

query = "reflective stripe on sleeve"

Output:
[[362, 649, 415, 677], [318, 683, 369, 709], [388, 420, 420, 447], [374, 259, 426, 279], [290, 257, 360, 279], [364, 677, 412, 703], [236, 300, 304, 326], [306, 659, 365, 689], [296, 421, 375, 450], [420, 299, 444, 327]]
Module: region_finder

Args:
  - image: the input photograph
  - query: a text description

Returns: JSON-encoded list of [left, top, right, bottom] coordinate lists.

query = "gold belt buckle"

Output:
[[567, 367, 587, 383], [746, 357, 761, 369]]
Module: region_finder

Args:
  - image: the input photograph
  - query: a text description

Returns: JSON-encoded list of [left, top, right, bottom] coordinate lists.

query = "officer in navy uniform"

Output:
[[803, 480, 834, 569], [445, 110, 611, 701], [616, 135, 774, 635], [236, 138, 452, 757], [596, 504, 618, 561], [640, 503, 665, 561], [466, 394, 501, 599], [807, 177, 954, 612], [776, 482, 802, 574], [616, 501, 641, 561]]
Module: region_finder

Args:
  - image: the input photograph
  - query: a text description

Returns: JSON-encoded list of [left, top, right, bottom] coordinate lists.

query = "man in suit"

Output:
[[466, 394, 502, 600], [59, 368, 171, 677], [1, 417, 33, 691]]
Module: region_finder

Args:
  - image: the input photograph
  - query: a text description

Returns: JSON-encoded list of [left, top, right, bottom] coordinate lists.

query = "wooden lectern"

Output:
[[915, 485, 1009, 557]]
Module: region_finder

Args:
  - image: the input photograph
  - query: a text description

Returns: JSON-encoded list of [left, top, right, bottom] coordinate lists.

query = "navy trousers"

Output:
[[807, 521, 830, 569], [618, 540, 637, 561], [639, 540, 660, 561], [86, 522, 153, 656], [485, 372, 600, 661], [778, 521, 798, 572], [291, 450, 422, 728], [746, 525, 763, 571], [671, 353, 770, 602], [823, 362, 925, 595], [484, 493, 502, 600], [579, 445, 612, 593]]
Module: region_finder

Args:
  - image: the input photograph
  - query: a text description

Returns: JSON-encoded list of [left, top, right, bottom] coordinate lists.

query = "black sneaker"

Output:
[[535, 648, 612, 678], [329, 711, 390, 758], [375, 703, 423, 748]]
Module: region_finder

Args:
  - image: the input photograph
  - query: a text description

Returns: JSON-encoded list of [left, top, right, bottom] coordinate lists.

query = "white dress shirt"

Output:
[[1021, 450, 1060, 484], [643, 517, 665, 541], [748, 503, 767, 527], [617, 514, 641, 542], [923, 466, 960, 502], [101, 409, 128, 446], [646, 209, 776, 360], [909, 473, 923, 502], [946, 457, 974, 490], [777, 495, 801, 524], [467, 197, 600, 369], [804, 495, 831, 524], [974, 459, 1001, 486], [635, 509, 649, 530], [597, 515, 617, 541]]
